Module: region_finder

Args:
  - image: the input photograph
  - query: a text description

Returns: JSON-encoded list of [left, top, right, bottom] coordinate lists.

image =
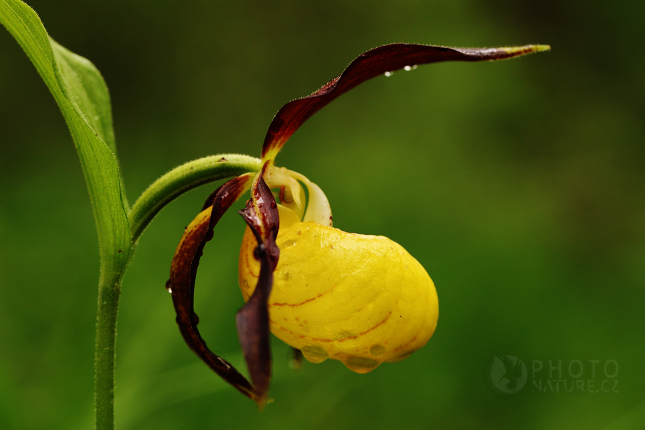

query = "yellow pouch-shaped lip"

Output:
[[239, 206, 438, 373]]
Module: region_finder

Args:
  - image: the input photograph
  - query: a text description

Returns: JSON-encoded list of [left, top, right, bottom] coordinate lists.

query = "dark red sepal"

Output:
[[236, 164, 280, 407], [261, 43, 546, 160], [168, 173, 255, 400]]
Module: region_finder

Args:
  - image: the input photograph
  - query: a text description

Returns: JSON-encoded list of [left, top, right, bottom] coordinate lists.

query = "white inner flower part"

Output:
[[264, 165, 332, 227], [264, 166, 306, 220], [286, 170, 333, 227]]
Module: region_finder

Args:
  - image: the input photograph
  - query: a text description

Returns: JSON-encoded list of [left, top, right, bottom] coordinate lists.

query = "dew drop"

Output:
[[278, 271, 290, 281], [384, 71, 393, 77], [301, 345, 329, 363], [370, 345, 386, 356], [334, 331, 354, 341], [165, 280, 173, 293], [404, 65, 418, 71], [343, 356, 379, 373]]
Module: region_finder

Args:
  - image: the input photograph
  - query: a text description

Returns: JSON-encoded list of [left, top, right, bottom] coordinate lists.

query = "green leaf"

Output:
[[1, 2, 131, 428], [0, 0, 132, 266]]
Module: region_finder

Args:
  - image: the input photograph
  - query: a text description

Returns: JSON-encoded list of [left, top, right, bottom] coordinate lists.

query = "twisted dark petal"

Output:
[[201, 183, 226, 211], [239, 163, 280, 251], [261, 43, 547, 160], [236, 164, 280, 407], [168, 173, 255, 400]]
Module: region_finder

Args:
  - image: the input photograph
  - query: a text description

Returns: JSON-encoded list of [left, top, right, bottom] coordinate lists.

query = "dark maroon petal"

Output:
[[235, 239, 273, 408], [239, 163, 280, 254], [261, 43, 549, 160], [236, 164, 280, 407], [201, 183, 226, 211], [168, 173, 255, 400]]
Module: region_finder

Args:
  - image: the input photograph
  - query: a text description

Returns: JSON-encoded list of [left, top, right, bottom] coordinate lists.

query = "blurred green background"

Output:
[[1, 0, 643, 429]]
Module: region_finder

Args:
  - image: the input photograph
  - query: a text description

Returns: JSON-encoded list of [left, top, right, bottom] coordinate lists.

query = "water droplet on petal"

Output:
[[404, 65, 418, 71], [384, 71, 393, 77], [370, 344, 386, 356], [342, 356, 380, 373], [301, 345, 329, 363], [165, 280, 173, 293]]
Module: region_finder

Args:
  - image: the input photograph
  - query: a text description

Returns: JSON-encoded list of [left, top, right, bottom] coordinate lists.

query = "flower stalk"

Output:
[[129, 154, 262, 241]]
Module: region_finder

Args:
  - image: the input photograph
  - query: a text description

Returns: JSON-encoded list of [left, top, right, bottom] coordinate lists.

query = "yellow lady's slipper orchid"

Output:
[[168, 43, 550, 406], [239, 175, 439, 373]]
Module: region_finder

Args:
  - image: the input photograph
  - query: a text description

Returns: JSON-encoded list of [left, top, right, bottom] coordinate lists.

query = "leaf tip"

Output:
[[500, 44, 551, 57]]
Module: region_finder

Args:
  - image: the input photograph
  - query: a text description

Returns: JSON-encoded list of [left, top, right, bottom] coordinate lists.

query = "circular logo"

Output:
[[489, 355, 528, 394]]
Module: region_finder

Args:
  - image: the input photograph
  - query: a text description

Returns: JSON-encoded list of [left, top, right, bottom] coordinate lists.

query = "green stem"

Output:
[[128, 154, 262, 242], [95, 270, 127, 430]]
